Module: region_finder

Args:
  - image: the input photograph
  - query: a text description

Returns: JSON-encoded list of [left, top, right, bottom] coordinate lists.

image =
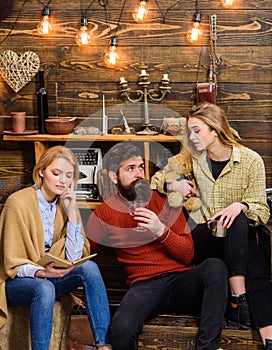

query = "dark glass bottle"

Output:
[[37, 70, 48, 133]]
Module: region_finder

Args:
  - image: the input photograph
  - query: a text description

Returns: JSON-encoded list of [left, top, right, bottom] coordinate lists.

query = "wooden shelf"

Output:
[[76, 200, 102, 210], [3, 133, 182, 143], [3, 133, 182, 209]]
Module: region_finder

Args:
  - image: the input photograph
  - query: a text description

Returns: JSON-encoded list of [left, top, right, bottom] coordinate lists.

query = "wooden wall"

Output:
[[0, 0, 271, 186]]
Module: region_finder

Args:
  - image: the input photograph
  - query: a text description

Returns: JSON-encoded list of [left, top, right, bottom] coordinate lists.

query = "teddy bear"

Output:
[[151, 149, 202, 212]]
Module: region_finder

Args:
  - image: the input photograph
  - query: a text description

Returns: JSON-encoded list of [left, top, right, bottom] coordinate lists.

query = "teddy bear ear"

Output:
[[168, 192, 184, 208], [184, 197, 203, 212], [0, 0, 14, 21]]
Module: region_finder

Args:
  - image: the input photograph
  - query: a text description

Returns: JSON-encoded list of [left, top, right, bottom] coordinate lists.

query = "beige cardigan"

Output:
[[0, 186, 90, 328]]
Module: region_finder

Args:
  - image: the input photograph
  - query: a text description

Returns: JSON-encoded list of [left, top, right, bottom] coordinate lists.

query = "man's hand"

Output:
[[133, 207, 165, 237], [35, 262, 74, 278]]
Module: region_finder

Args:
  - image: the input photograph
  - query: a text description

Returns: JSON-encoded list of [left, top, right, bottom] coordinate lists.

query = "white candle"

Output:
[[141, 69, 147, 75], [120, 77, 126, 83], [163, 73, 169, 80], [102, 95, 108, 134]]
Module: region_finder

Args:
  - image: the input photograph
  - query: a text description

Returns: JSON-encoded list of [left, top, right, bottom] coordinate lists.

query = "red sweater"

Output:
[[86, 191, 194, 286]]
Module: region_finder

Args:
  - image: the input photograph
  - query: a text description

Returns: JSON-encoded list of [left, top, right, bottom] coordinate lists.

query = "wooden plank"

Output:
[[0, 45, 270, 84], [1, 82, 270, 119]]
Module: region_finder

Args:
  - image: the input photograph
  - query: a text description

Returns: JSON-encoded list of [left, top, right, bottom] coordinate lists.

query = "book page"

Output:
[[36, 253, 97, 269]]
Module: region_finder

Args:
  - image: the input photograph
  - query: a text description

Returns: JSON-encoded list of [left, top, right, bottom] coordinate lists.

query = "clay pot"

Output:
[[45, 118, 75, 135], [11, 112, 26, 132]]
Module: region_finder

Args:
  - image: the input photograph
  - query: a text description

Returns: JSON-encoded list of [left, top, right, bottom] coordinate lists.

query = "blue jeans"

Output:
[[110, 258, 228, 350], [6, 260, 111, 350]]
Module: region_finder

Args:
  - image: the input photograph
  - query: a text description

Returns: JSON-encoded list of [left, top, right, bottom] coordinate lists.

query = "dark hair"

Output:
[[105, 142, 143, 173]]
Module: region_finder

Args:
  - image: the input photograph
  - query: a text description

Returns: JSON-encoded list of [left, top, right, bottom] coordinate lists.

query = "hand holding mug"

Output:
[[207, 219, 227, 238]]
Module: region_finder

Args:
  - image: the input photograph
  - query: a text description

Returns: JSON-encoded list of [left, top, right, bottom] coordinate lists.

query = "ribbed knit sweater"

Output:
[[86, 191, 194, 286]]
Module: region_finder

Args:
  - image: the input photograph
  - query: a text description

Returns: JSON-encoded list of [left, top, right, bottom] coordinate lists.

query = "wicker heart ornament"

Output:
[[0, 50, 40, 93]]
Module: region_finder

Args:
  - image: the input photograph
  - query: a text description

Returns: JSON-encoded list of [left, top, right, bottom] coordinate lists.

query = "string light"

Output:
[[133, 0, 148, 22], [221, 0, 235, 7], [104, 36, 119, 67], [102, 0, 125, 68], [76, 16, 91, 45], [187, 0, 203, 43], [37, 6, 53, 35]]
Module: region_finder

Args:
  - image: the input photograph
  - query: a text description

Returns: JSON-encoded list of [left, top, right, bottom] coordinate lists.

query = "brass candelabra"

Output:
[[119, 70, 171, 135]]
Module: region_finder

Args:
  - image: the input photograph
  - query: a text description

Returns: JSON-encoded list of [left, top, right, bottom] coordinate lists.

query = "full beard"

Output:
[[117, 178, 151, 202]]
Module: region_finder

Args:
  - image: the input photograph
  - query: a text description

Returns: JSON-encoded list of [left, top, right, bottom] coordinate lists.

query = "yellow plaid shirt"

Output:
[[191, 146, 270, 226]]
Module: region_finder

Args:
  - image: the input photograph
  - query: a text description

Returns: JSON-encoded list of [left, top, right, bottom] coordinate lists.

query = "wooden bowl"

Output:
[[45, 118, 75, 135]]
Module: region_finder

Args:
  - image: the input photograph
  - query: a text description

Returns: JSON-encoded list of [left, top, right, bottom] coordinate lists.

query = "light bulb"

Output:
[[133, 0, 148, 22], [221, 0, 235, 7], [187, 12, 202, 43], [104, 37, 119, 67], [37, 7, 53, 35], [76, 17, 91, 45]]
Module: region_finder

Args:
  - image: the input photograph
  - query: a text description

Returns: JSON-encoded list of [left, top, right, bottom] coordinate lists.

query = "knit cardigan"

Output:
[[0, 185, 90, 328]]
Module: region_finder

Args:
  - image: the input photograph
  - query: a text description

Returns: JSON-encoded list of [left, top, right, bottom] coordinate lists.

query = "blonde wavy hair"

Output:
[[33, 145, 79, 189], [183, 102, 241, 154]]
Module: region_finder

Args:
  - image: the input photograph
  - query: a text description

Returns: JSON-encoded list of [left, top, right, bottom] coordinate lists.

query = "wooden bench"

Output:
[[0, 300, 72, 350], [68, 221, 272, 350]]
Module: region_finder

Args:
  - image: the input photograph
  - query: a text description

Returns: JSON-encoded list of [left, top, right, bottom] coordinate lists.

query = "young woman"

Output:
[[151, 102, 272, 349], [0, 145, 112, 350]]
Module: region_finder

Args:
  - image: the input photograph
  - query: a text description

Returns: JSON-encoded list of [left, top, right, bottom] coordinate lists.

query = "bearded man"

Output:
[[85, 141, 228, 350]]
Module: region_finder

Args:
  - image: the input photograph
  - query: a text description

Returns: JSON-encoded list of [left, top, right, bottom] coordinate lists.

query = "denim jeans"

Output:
[[110, 258, 228, 350], [6, 260, 111, 350]]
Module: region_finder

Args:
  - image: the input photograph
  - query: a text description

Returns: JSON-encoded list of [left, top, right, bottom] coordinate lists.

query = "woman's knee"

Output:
[[74, 260, 103, 281], [232, 212, 249, 229], [32, 279, 56, 307]]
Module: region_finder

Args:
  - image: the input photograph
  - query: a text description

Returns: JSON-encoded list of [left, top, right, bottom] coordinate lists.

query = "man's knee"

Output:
[[203, 258, 228, 281], [110, 311, 140, 349]]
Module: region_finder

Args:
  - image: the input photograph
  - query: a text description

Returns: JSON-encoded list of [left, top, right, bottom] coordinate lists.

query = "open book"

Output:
[[36, 253, 97, 269]]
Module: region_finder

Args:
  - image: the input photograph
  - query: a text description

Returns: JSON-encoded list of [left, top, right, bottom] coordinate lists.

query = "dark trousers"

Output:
[[191, 213, 272, 329], [110, 258, 228, 350]]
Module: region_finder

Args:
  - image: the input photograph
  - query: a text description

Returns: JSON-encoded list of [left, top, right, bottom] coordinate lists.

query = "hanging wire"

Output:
[[195, 0, 199, 13], [153, 0, 164, 21], [113, 0, 127, 37], [154, 0, 183, 24], [37, 0, 53, 7], [0, 0, 28, 45], [102, 0, 111, 32], [80, 0, 96, 18]]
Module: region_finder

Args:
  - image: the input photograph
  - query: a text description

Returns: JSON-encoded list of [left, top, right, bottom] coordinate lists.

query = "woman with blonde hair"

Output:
[[0, 145, 112, 350], [152, 102, 272, 349]]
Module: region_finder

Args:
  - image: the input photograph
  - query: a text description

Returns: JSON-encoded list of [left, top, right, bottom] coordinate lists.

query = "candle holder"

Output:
[[119, 70, 171, 135]]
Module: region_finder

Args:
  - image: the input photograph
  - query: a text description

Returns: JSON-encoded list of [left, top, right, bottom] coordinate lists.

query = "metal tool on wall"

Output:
[[196, 14, 221, 105]]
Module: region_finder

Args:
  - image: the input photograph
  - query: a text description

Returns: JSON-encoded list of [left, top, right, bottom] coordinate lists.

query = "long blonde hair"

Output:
[[184, 102, 241, 154], [33, 145, 79, 189]]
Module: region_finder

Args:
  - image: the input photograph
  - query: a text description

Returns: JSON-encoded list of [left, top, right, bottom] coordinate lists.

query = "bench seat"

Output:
[[0, 300, 72, 350], [68, 313, 264, 350]]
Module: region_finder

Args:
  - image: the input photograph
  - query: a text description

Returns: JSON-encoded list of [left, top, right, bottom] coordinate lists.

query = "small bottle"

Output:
[[37, 70, 48, 133]]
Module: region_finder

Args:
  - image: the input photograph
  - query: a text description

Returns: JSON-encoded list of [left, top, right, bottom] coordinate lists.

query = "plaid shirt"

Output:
[[191, 146, 270, 226]]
